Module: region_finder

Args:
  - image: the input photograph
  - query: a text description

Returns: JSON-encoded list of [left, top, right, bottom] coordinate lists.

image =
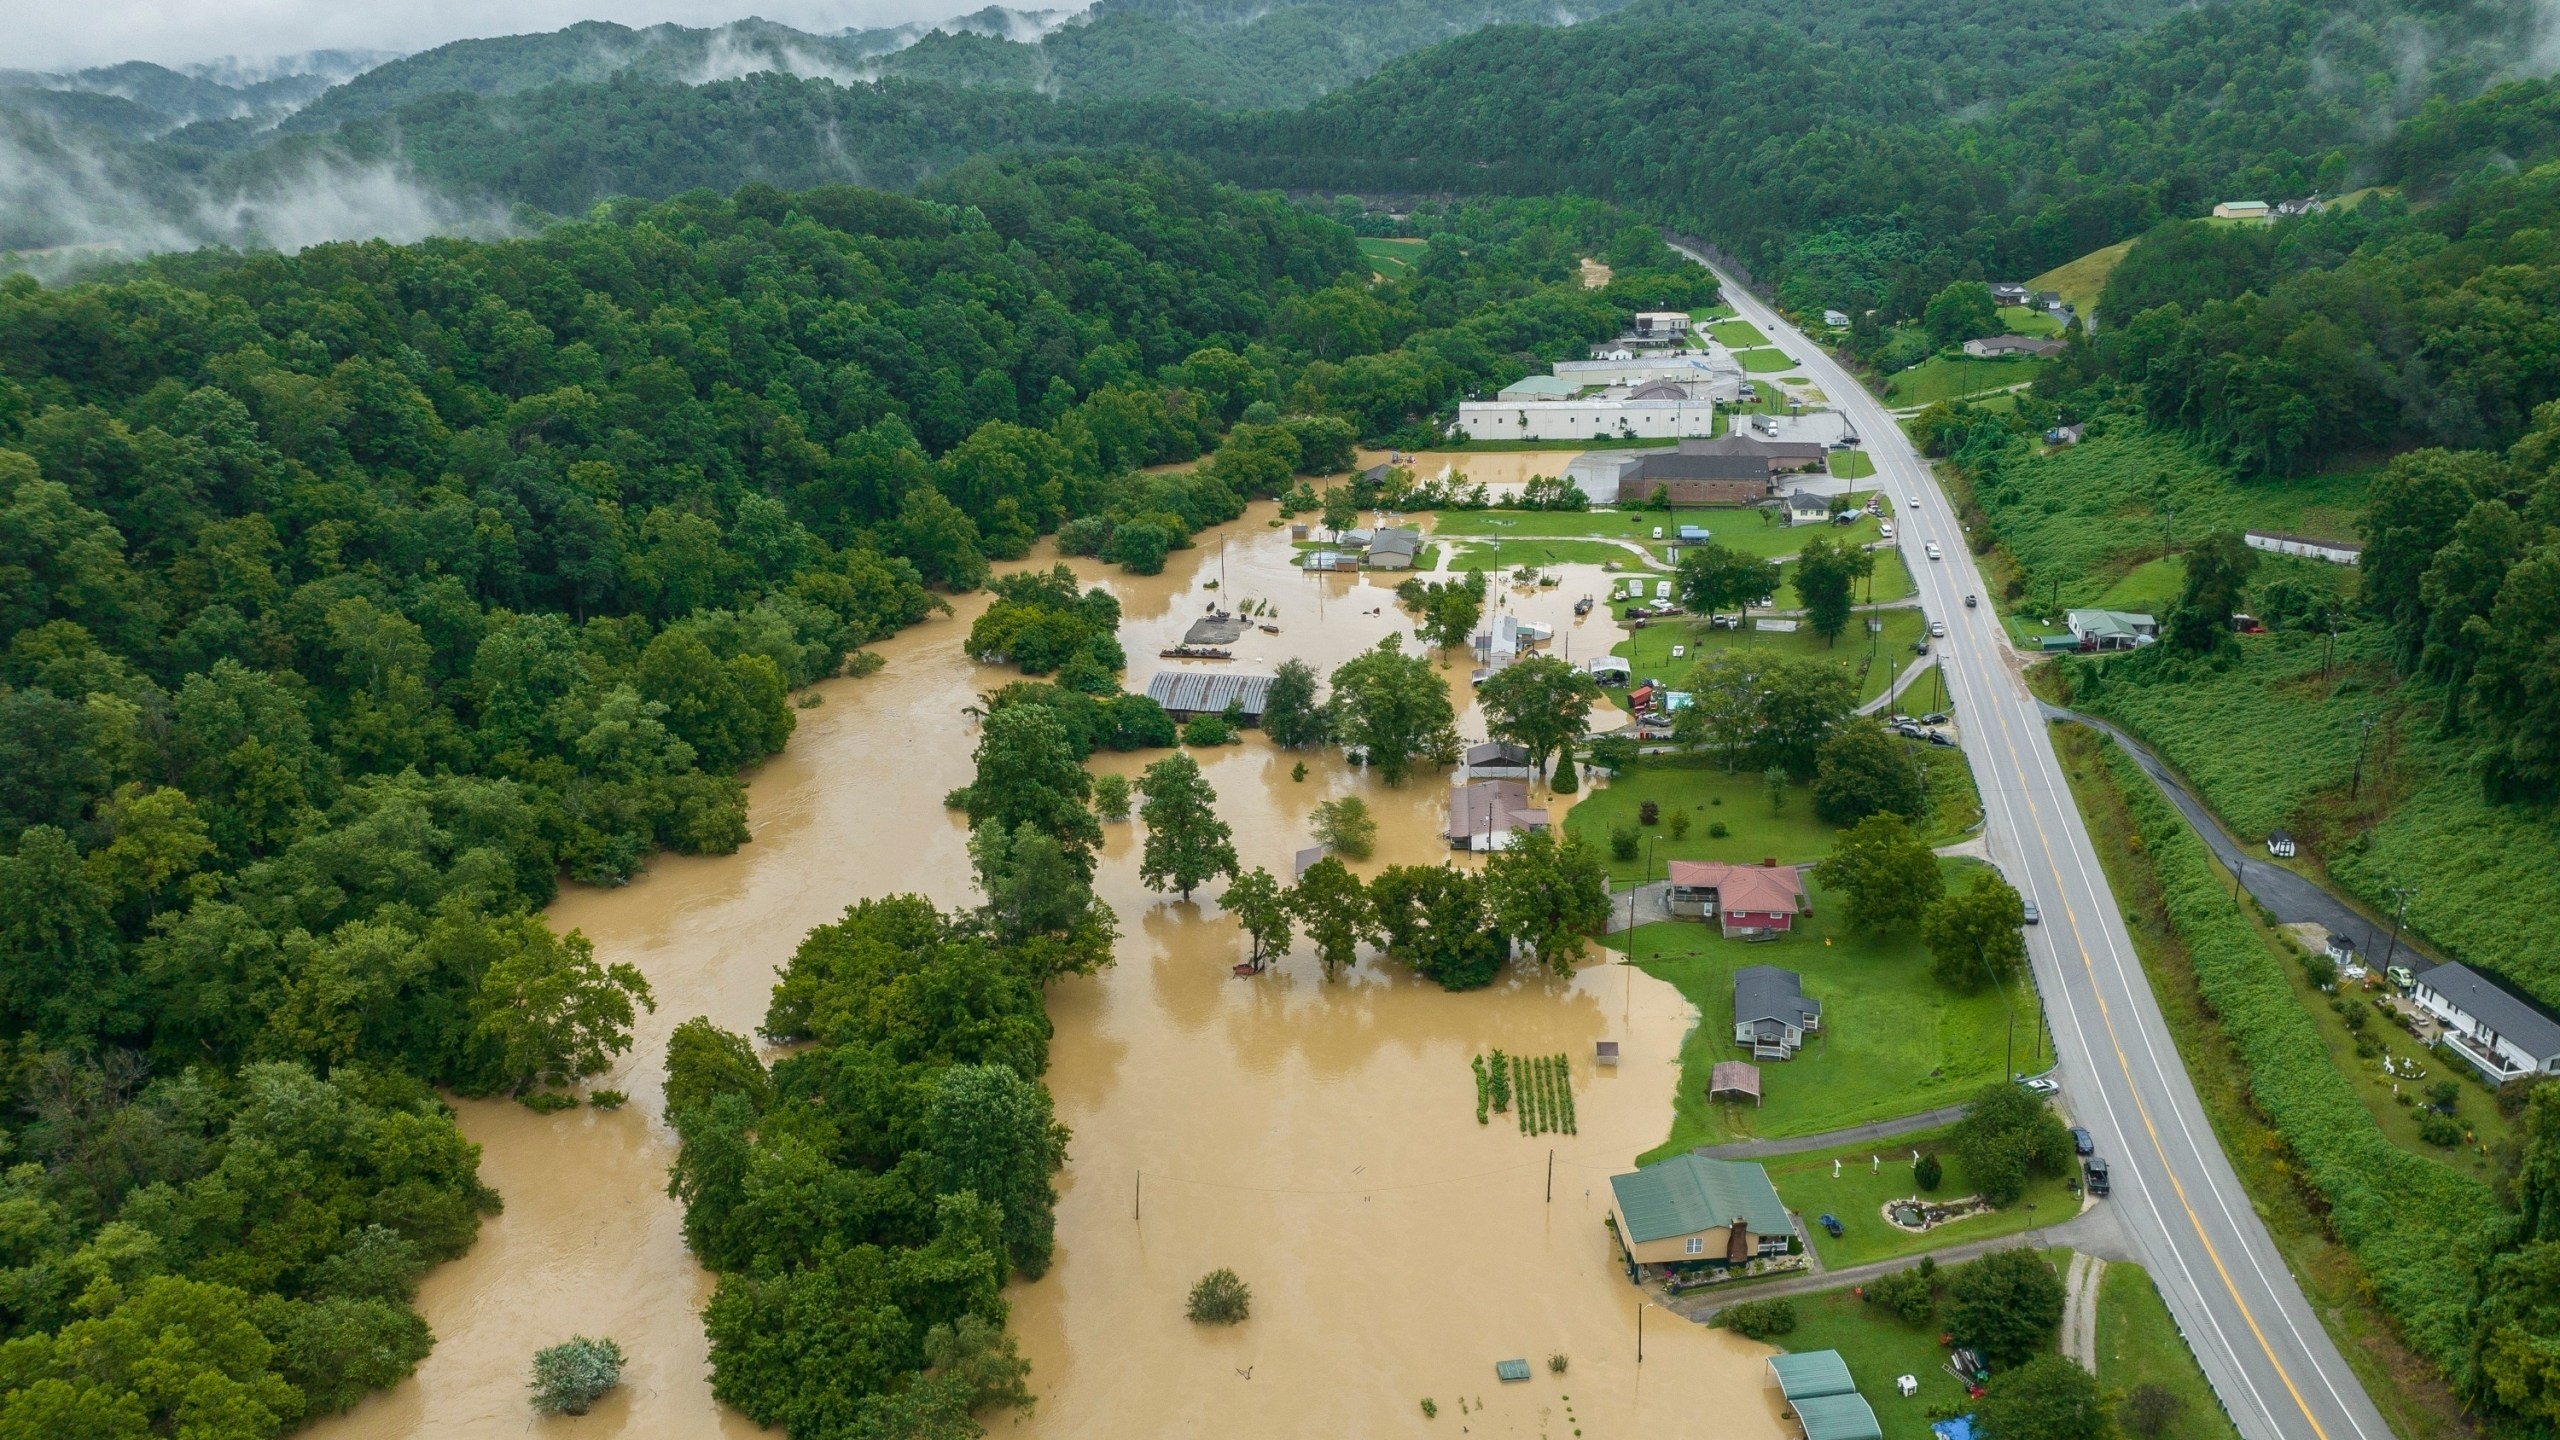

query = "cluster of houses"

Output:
[[1989, 283, 2068, 314], [1297, 517, 1422, 572]]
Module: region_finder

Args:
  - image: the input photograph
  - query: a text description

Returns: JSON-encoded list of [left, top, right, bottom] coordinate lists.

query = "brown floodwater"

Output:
[[1354, 449, 1595, 493], [306, 504, 1769, 1439]]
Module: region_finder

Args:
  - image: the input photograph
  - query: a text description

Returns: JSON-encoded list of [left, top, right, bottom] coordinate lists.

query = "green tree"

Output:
[[2169, 530, 2259, 651], [1261, 658, 1330, 748], [1330, 635, 1455, 785], [0, 825, 128, 1041], [1478, 654, 1601, 784], [1289, 857, 1371, 980], [1484, 830, 1611, 973], [1758, 655, 1858, 779], [1811, 722, 1927, 825], [970, 821, 1105, 944], [1091, 771, 1132, 820], [1676, 543, 1781, 621], [1976, 1353, 2113, 1440], [1137, 752, 1238, 900], [1419, 577, 1486, 654], [1310, 794, 1378, 859], [1923, 281, 2000, 350], [1680, 650, 1772, 769], [925, 1062, 1069, 1279], [958, 704, 1101, 872], [1321, 485, 1359, 539], [531, 1336, 627, 1416], [1221, 867, 1293, 968], [1952, 1083, 2075, 1206], [1367, 863, 1507, 989], [85, 783, 215, 921], [1811, 813, 1943, 931], [1794, 534, 1874, 645], [1924, 871, 2029, 990], [1947, 1248, 2066, 1368], [470, 919, 657, 1094]]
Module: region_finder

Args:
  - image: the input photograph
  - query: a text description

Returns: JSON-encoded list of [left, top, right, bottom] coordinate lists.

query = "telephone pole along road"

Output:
[[1673, 250, 2393, 1440]]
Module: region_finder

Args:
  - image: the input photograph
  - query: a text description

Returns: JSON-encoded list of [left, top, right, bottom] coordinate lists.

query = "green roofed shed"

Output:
[[1767, 1350, 1857, 1401], [1608, 1154, 1790, 1245], [1790, 1392, 1883, 1440]]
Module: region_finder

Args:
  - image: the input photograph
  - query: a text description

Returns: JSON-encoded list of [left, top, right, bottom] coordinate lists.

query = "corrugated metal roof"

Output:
[[1792, 1392, 1883, 1440], [1607, 1154, 1789, 1243], [1768, 1351, 1857, 1400], [1144, 671, 1277, 716]]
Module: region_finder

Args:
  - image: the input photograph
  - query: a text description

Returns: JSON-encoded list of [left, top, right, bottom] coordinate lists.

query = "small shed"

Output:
[[1708, 1060, 1762, 1106], [1294, 845, 1328, 880], [1494, 1359, 1532, 1383], [1596, 1040, 1621, 1067]]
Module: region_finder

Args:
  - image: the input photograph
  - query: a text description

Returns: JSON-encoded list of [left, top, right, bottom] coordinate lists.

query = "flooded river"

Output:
[[308, 505, 1778, 1439]]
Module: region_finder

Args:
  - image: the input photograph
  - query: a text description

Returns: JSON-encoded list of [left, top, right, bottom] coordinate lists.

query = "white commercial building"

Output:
[[1453, 396, 1717, 442]]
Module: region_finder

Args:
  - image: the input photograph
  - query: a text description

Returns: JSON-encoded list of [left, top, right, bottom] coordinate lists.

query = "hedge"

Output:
[[2103, 743, 2501, 1368]]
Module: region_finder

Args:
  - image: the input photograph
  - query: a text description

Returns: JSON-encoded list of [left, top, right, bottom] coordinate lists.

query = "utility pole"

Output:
[[2350, 713, 2379, 799], [2382, 887, 2417, 972], [2231, 855, 2245, 902], [1547, 1149, 1554, 1204]]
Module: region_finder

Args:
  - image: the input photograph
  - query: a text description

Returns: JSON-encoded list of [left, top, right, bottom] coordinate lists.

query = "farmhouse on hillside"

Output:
[[2410, 963, 2560, 1083]]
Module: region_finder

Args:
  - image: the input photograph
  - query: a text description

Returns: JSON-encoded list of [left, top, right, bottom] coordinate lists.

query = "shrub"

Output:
[[1913, 1151, 1943, 1191], [530, 1336, 626, 1415], [1865, 1262, 1937, 1324], [1717, 1298, 1797, 1339], [1182, 714, 1237, 746], [588, 1089, 628, 1110], [2425, 1079, 2461, 1114], [1187, 1268, 1251, 1324], [1549, 1352, 1569, 1374], [1421, 1397, 1438, 1418], [1669, 811, 1691, 839], [2121, 1381, 2186, 1439], [1610, 824, 1640, 861], [1708, 820, 1729, 839], [1092, 772, 1132, 820], [1639, 799, 1660, 825], [2418, 1112, 2464, 1147], [1311, 796, 1379, 859]]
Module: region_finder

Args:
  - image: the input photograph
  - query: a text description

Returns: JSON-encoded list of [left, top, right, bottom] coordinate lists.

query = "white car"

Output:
[[1908, 494, 1922, 508], [1930, 619, 1946, 637], [1879, 522, 1895, 540], [1925, 542, 1943, 560]]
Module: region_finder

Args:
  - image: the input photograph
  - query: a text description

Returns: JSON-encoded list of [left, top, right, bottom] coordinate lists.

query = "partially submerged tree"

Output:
[[1329, 635, 1455, 785], [1137, 752, 1238, 900], [1309, 794, 1378, 859], [470, 919, 656, 1096], [1221, 867, 1293, 969], [1484, 830, 1612, 973], [1478, 654, 1600, 784], [530, 1336, 627, 1416], [1289, 857, 1371, 980]]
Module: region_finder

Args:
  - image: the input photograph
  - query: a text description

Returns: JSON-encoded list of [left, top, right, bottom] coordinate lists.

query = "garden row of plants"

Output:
[[1470, 1049, 1576, 1135], [2101, 743, 2501, 1367]]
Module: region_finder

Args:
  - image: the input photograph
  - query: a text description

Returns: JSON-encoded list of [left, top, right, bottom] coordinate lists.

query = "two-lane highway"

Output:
[[1679, 251, 2393, 1440]]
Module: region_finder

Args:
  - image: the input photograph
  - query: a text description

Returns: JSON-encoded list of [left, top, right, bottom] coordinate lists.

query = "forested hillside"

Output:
[[0, 163, 1689, 1431]]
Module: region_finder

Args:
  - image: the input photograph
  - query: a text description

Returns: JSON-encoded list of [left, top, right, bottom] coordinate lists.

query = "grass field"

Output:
[[1707, 319, 1770, 348], [1735, 347, 1802, 373], [1764, 1285, 1975, 1440], [2096, 1261, 2244, 1440], [1600, 862, 2035, 1158], [1358, 236, 1426, 277], [1764, 1126, 2077, 1269], [1434, 509, 1688, 541], [1883, 354, 2047, 406], [1567, 760, 1841, 879], [1830, 449, 1876, 481], [2084, 555, 2185, 616], [1995, 305, 2064, 336], [1611, 606, 1927, 705], [2030, 239, 2136, 315]]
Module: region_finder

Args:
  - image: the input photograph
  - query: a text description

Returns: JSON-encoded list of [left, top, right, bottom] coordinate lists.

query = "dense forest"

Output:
[[0, 161, 1688, 1431]]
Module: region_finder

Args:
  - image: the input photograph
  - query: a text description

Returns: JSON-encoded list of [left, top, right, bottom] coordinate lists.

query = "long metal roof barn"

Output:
[[1144, 670, 1276, 718]]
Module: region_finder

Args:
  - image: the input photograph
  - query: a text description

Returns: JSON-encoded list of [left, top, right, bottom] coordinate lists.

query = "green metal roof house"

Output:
[[1607, 1154, 1793, 1267]]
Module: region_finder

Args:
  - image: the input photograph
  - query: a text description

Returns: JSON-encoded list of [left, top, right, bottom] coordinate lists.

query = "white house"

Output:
[[1821, 309, 1850, 328], [2410, 963, 2560, 1082], [1448, 780, 1548, 851], [1452, 396, 1718, 442], [2244, 530, 2362, 566], [1633, 311, 1692, 338], [2066, 609, 2158, 650]]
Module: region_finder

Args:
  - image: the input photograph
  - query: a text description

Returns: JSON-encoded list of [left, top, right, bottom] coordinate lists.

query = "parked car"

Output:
[[2071, 1126, 2094, 1156], [1925, 542, 1943, 560], [1913, 639, 1930, 656], [1921, 713, 1949, 725], [1890, 714, 1916, 727], [1818, 1213, 1844, 1238], [2018, 1074, 2060, 1096], [2085, 1157, 2111, 1196], [1929, 619, 1947, 637], [2021, 899, 2040, 923], [1893, 722, 1924, 739], [1879, 522, 1895, 540], [1927, 729, 1957, 747]]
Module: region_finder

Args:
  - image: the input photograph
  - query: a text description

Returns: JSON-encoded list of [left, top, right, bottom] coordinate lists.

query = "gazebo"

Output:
[[1709, 1060, 1763, 1106]]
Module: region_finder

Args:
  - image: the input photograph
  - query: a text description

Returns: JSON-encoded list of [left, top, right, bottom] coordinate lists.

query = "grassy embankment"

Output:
[[2046, 721, 2491, 1440], [1882, 354, 2047, 406], [1831, 448, 1877, 481], [2027, 239, 2135, 314], [1358, 235, 1426, 277], [1593, 853, 2032, 1158], [1706, 319, 1770, 348], [1734, 347, 1803, 373]]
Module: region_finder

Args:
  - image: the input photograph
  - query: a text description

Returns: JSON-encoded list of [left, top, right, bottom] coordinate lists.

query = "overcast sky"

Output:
[[9, 0, 976, 73]]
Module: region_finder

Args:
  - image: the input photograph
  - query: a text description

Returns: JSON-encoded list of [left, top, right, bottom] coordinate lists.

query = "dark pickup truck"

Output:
[[2085, 1157, 2111, 1196]]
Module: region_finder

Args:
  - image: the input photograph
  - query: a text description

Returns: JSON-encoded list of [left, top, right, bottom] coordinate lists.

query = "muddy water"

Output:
[[1355, 449, 1595, 494], [309, 504, 1764, 1438]]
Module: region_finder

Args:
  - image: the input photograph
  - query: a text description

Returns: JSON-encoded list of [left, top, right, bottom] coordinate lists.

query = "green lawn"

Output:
[[1358, 236, 1426, 277], [1830, 449, 1877, 481], [1597, 858, 2039, 1156], [1768, 545, 1909, 611], [1883, 354, 2048, 406], [1567, 760, 1841, 880], [1763, 1125, 2078, 1269], [1767, 1285, 1973, 1440], [1611, 607, 1927, 706], [1433, 509, 1688, 541], [1441, 537, 1651, 571], [1735, 347, 1803, 373], [2086, 555, 2185, 616], [1916, 742, 1984, 837], [1995, 305, 2064, 337], [1707, 319, 1770, 348], [2097, 1262, 2244, 1440]]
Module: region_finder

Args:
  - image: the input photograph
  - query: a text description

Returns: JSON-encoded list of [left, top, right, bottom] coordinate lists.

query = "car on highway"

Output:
[[1930, 619, 1946, 637], [2071, 1126, 2095, 1156], [1965, 593, 1978, 607], [1908, 494, 1921, 508], [1925, 542, 1943, 560], [2085, 1156, 2111, 1196], [2022, 898, 2040, 924]]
